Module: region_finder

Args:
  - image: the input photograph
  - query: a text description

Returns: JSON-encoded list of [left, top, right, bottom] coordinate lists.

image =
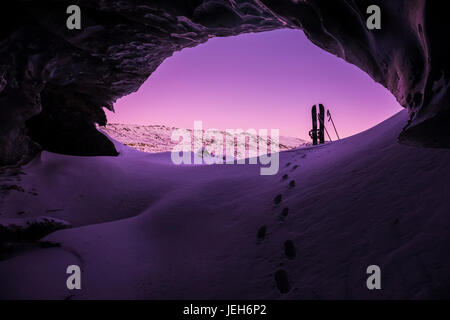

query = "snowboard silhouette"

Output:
[[319, 104, 325, 144], [309, 105, 318, 145]]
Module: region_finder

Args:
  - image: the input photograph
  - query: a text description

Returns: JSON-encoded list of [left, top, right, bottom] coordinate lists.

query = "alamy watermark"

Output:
[[66, 265, 81, 290], [66, 5, 81, 30], [170, 121, 280, 176], [366, 5, 381, 30], [366, 265, 381, 290], [66, 4, 381, 31]]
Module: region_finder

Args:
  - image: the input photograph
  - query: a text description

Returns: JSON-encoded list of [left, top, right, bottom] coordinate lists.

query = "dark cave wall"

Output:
[[0, 0, 449, 165], [26, 85, 118, 157]]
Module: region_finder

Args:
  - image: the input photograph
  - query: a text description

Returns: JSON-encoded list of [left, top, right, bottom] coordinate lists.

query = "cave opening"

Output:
[[22, 29, 403, 160], [104, 29, 402, 149]]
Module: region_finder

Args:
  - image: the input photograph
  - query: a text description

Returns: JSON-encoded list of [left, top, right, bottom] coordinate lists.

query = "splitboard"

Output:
[[319, 104, 325, 144], [310, 105, 318, 145]]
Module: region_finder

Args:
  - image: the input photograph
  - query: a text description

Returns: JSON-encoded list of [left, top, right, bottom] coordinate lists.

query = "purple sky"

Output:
[[105, 29, 402, 140]]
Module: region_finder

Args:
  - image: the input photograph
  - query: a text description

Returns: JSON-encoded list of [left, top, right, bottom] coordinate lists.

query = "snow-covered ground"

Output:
[[1, 110, 450, 299]]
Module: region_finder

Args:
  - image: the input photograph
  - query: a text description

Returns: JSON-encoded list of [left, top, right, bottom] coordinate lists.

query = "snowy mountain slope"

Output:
[[99, 124, 307, 158], [1, 110, 450, 299]]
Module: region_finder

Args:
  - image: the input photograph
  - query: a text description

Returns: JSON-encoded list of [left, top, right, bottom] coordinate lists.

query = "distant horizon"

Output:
[[106, 29, 403, 141]]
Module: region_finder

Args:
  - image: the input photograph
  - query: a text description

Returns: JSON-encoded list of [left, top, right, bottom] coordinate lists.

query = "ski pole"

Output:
[[327, 110, 340, 140], [318, 115, 332, 142]]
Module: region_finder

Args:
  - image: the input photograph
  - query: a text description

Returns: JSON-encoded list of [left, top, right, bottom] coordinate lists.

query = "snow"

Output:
[[1, 110, 450, 299]]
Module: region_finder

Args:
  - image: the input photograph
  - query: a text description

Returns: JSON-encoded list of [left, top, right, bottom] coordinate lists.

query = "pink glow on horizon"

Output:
[[105, 29, 402, 140]]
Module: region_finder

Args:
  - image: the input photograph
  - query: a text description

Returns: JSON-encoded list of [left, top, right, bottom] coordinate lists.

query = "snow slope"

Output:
[[1, 110, 450, 299]]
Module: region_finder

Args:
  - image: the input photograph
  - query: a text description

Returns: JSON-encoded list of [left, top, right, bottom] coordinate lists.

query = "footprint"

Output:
[[291, 165, 298, 171], [282, 174, 288, 180], [284, 240, 296, 259], [257, 225, 267, 240], [274, 194, 282, 205], [285, 162, 291, 167], [281, 207, 289, 217], [274, 269, 290, 294], [289, 180, 296, 188]]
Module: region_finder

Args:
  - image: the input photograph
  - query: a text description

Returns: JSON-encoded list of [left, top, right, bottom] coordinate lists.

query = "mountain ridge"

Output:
[[100, 123, 308, 159]]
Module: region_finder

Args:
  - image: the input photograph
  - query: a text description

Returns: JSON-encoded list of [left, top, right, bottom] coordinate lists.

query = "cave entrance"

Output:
[[104, 29, 401, 152]]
